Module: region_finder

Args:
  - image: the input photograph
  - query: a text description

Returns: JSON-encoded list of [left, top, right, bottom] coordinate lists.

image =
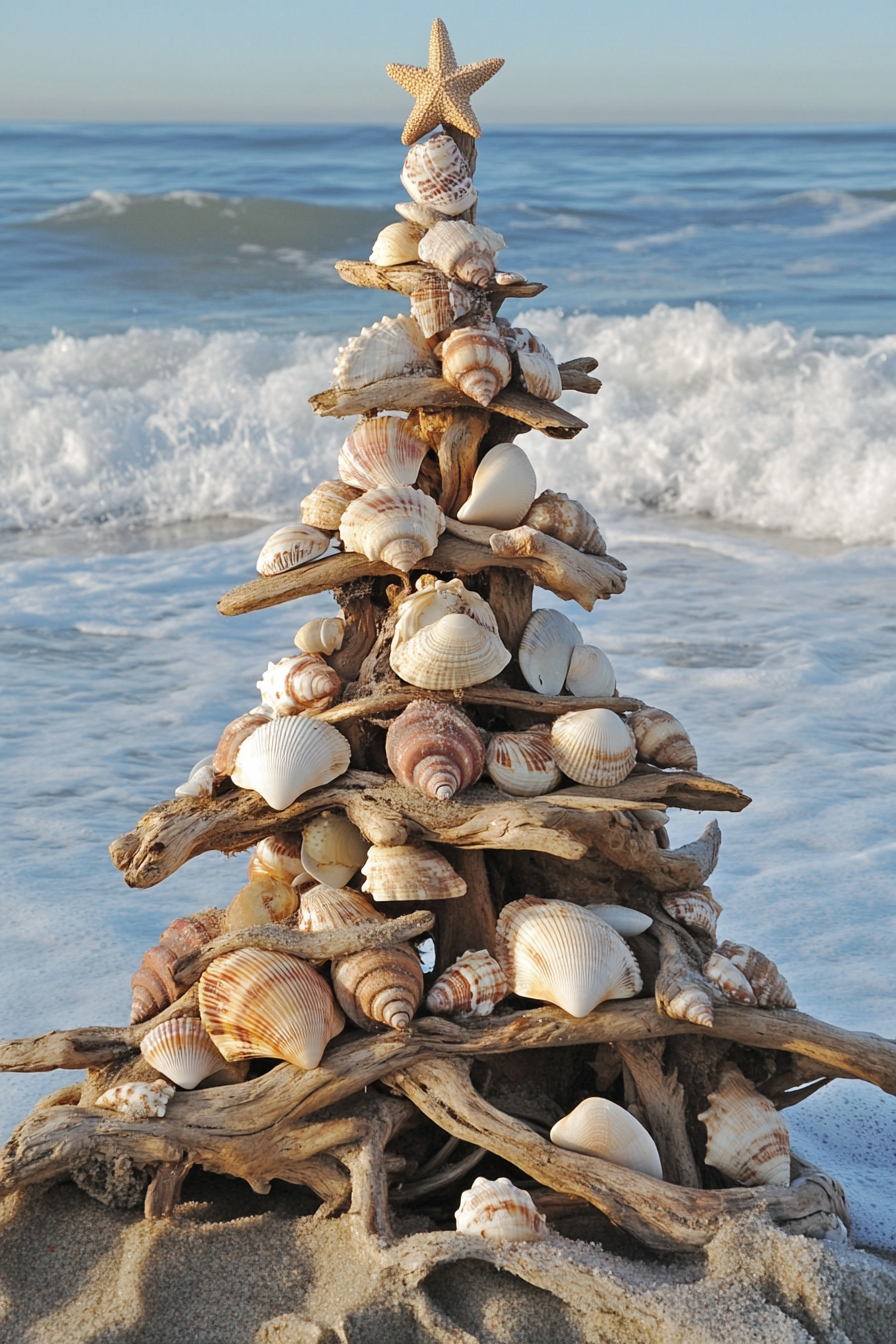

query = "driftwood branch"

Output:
[[319, 687, 646, 724], [565, 816, 721, 893], [615, 1039, 702, 1188], [333, 257, 547, 306]]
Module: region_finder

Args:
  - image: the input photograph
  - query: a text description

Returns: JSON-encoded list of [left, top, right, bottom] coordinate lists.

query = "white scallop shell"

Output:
[[506, 328, 562, 401], [360, 843, 466, 902], [417, 220, 505, 288], [339, 485, 445, 573], [518, 608, 583, 695], [95, 1079, 175, 1120], [333, 314, 437, 391], [390, 612, 510, 690], [455, 444, 537, 529], [551, 708, 636, 787], [294, 617, 345, 656], [391, 577, 500, 651], [338, 417, 429, 492], [565, 645, 616, 698], [231, 714, 351, 812], [369, 220, 426, 266], [256, 524, 330, 577], [400, 133, 477, 217], [301, 813, 369, 889], [485, 727, 561, 797], [439, 327, 512, 408], [174, 753, 216, 799], [395, 200, 449, 227], [586, 905, 653, 937], [455, 1177, 547, 1242], [550, 1098, 663, 1179], [140, 1018, 227, 1090], [698, 1063, 791, 1187]]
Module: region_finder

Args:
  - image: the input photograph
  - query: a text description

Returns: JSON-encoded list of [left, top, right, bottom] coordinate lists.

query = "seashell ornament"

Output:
[[506, 327, 562, 401], [248, 836, 310, 887], [212, 710, 272, 778], [565, 644, 616, 698], [174, 753, 216, 799], [628, 708, 698, 771], [699, 1063, 791, 1187], [517, 608, 582, 695], [338, 416, 429, 493], [231, 714, 351, 811], [385, 700, 485, 800], [426, 949, 508, 1018], [550, 1098, 663, 1179], [331, 945, 423, 1031], [130, 907, 226, 1024], [140, 1018, 227, 1090], [298, 885, 385, 935], [339, 485, 445, 573], [95, 1079, 175, 1121], [333, 314, 437, 391], [256, 524, 330, 577], [522, 490, 606, 555], [395, 200, 449, 228], [456, 1177, 547, 1242], [392, 576, 500, 650], [361, 843, 467, 902], [417, 220, 505, 288], [256, 653, 342, 715], [294, 616, 345, 656], [301, 479, 362, 533], [661, 887, 722, 941], [411, 271, 476, 339], [455, 443, 537, 529], [586, 905, 653, 937], [439, 326, 512, 408], [224, 876, 298, 931], [300, 813, 369, 889], [717, 942, 796, 1009], [369, 220, 426, 266], [390, 612, 510, 690], [400, 133, 477, 217], [551, 708, 636, 788], [703, 951, 757, 1006], [485, 727, 561, 797]]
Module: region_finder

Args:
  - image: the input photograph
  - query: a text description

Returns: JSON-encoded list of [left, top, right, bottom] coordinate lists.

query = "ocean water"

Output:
[[0, 125, 894, 1250]]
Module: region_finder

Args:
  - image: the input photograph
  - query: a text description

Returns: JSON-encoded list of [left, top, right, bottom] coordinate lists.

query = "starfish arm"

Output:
[[401, 93, 448, 146], [386, 62, 429, 96], [449, 57, 506, 96], [429, 18, 458, 75], [435, 92, 483, 140]]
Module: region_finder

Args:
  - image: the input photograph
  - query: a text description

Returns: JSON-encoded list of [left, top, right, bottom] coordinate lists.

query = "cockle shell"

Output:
[[369, 220, 426, 266], [224, 876, 299, 931], [717, 942, 796, 1009], [198, 947, 344, 1070], [95, 1079, 175, 1120], [301, 479, 362, 533], [333, 314, 437, 391], [298, 885, 385, 934], [212, 710, 272, 778], [395, 200, 449, 228], [391, 576, 500, 650], [506, 327, 562, 401], [361, 843, 467, 902], [550, 1098, 663, 1179], [256, 654, 342, 715], [411, 271, 476, 339], [338, 416, 429, 492], [565, 644, 616, 698], [248, 836, 310, 887], [400, 133, 477, 217], [294, 617, 345, 656], [456, 1177, 547, 1242], [699, 1063, 791, 1187], [385, 700, 485, 800], [496, 896, 643, 1017], [704, 951, 757, 1006], [628, 707, 698, 771], [439, 327, 512, 408], [174, 753, 216, 799], [518, 608, 583, 695], [339, 485, 445, 573], [300, 813, 369, 889], [130, 907, 226, 1024], [661, 887, 723, 941], [231, 714, 351, 811], [331, 945, 423, 1031], [485, 727, 561, 797], [140, 1018, 227, 1090], [256, 524, 330, 577], [390, 612, 510, 690], [426, 949, 508, 1017], [587, 905, 654, 937], [455, 443, 537, 529], [417, 220, 505, 288], [551, 708, 637, 787], [522, 490, 606, 555]]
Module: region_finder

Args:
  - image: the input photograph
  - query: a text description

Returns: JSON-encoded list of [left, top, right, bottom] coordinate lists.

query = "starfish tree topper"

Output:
[[386, 18, 504, 146]]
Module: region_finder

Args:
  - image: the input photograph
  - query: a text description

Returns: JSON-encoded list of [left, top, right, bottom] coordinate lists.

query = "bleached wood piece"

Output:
[[615, 1038, 702, 1188], [317, 687, 646, 724], [144, 1158, 193, 1219], [564, 816, 721, 893], [333, 257, 546, 305]]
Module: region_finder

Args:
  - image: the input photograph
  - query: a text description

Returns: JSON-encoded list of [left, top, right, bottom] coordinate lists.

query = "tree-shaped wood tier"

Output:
[[2, 20, 893, 1264]]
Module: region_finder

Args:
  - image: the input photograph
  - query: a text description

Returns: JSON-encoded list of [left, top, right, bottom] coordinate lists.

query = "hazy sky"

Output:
[[1, 0, 894, 124]]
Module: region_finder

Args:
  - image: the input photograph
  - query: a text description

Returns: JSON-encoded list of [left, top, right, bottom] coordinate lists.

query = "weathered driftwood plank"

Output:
[[616, 1038, 702, 1188], [333, 257, 546, 306], [317, 687, 646, 724]]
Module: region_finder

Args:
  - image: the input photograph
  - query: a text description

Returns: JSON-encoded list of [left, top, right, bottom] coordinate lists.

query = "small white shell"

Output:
[[456, 1177, 547, 1242], [439, 327, 512, 408], [565, 645, 616, 698], [256, 654, 341, 715], [426, 949, 508, 1017], [338, 416, 429, 493], [507, 327, 562, 401], [392, 577, 500, 651], [294, 617, 345, 656], [417, 220, 505, 288], [455, 444, 537, 529], [95, 1079, 175, 1120], [586, 905, 653, 937], [231, 714, 351, 812], [550, 1098, 663, 1179], [518, 608, 583, 695], [256, 524, 330, 577], [395, 200, 449, 227], [369, 220, 426, 266], [174, 754, 216, 799], [551, 708, 636, 788], [361, 843, 467, 902], [339, 485, 445, 573], [485, 727, 561, 797], [390, 612, 511, 690], [140, 1018, 226, 1090], [400, 133, 477, 217], [301, 813, 369, 889], [333, 314, 437, 391], [699, 1063, 791, 1187]]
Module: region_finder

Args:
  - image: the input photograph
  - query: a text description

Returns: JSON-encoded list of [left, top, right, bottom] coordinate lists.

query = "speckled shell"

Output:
[[455, 1177, 547, 1242], [522, 491, 606, 555], [301, 813, 369, 889], [331, 945, 423, 1032], [212, 710, 272, 778], [369, 220, 426, 266], [95, 1079, 175, 1120], [426, 949, 508, 1017], [140, 1018, 227, 1090], [300, 479, 362, 533], [704, 951, 757, 1005], [517, 608, 582, 695], [417, 220, 504, 288], [231, 714, 351, 812], [587, 905, 654, 937], [199, 947, 344, 1070], [256, 654, 342, 715], [506, 327, 562, 401], [628, 708, 698, 771], [565, 644, 616, 698], [294, 617, 345, 656], [440, 327, 512, 408], [174, 753, 217, 799], [392, 577, 500, 651], [361, 843, 467, 903], [456, 443, 537, 529], [699, 1063, 791, 1187], [400, 133, 477, 217], [391, 612, 510, 690], [130, 907, 226, 1024], [256, 524, 330, 577], [411, 271, 477, 338], [717, 942, 796, 1009], [550, 1098, 663, 1179], [333, 314, 437, 391], [485, 727, 561, 797], [385, 700, 485, 800], [339, 485, 445, 573], [551, 708, 636, 788], [224, 876, 299, 931], [661, 887, 723, 941], [248, 836, 309, 887], [395, 200, 449, 227], [496, 896, 643, 1017], [338, 417, 429, 492]]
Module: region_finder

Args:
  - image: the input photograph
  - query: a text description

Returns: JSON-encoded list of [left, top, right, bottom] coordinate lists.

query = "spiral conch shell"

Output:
[[496, 896, 642, 1017], [717, 942, 796, 1009], [551, 708, 636, 788], [390, 612, 510, 690], [661, 887, 722, 941], [295, 616, 345, 656], [224, 876, 298, 931], [301, 479, 362, 533], [485, 727, 561, 797], [629, 708, 698, 771], [331, 945, 423, 1031], [95, 1079, 175, 1120], [231, 714, 351, 811], [565, 644, 616, 698], [300, 813, 369, 889], [703, 951, 757, 1005], [333, 314, 437, 391], [256, 524, 330, 577], [199, 947, 344, 1070], [339, 485, 445, 573], [140, 1018, 227, 1090], [411, 271, 476, 339], [392, 577, 500, 650], [248, 836, 309, 887], [385, 700, 485, 800], [440, 327, 512, 408], [456, 443, 537, 529], [550, 1098, 663, 1179], [518, 608, 582, 695], [699, 1063, 791, 1187], [400, 133, 477, 217], [130, 907, 226, 1024], [506, 327, 562, 401], [212, 710, 272, 778], [417, 220, 505, 288], [426, 949, 508, 1018], [522, 491, 606, 554], [361, 843, 466, 902], [338, 416, 429, 493], [257, 654, 342, 715], [456, 1177, 547, 1242], [369, 220, 426, 266]]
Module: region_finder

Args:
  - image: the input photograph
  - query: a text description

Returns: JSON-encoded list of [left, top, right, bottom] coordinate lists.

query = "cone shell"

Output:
[[331, 945, 423, 1031], [411, 271, 476, 339], [301, 813, 369, 889], [699, 1063, 791, 1187], [550, 1098, 663, 1179], [130, 907, 226, 1024], [507, 327, 562, 401], [249, 836, 309, 887], [485, 727, 561, 797], [95, 1079, 174, 1120], [338, 417, 428, 492], [395, 200, 449, 228], [717, 942, 796, 1009], [369, 220, 426, 266], [231, 714, 351, 811], [400, 133, 477, 217], [704, 951, 757, 1006], [224, 876, 299, 931], [174, 753, 216, 799], [565, 644, 616, 698], [301, 479, 362, 533], [455, 1177, 547, 1242], [629, 707, 698, 771], [257, 653, 342, 715], [456, 443, 537, 529], [385, 700, 485, 800], [426, 949, 508, 1018], [199, 946, 344, 1070], [212, 710, 271, 778], [361, 843, 466, 902], [140, 1018, 227, 1090], [339, 485, 445, 573], [496, 896, 643, 1017], [587, 905, 654, 937], [522, 491, 606, 555], [417, 220, 504, 288], [256, 524, 330, 577], [294, 617, 345, 656], [391, 612, 510, 690], [551, 708, 636, 788], [440, 327, 512, 408], [518, 608, 582, 695], [392, 576, 500, 650], [662, 887, 722, 941]]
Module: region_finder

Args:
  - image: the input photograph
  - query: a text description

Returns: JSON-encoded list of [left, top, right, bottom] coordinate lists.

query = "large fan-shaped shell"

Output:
[[496, 896, 642, 1017], [629, 707, 698, 771], [410, 271, 476, 338], [333, 314, 437, 391], [199, 947, 344, 1070], [339, 485, 445, 573], [256, 524, 330, 577], [391, 612, 510, 690], [369, 220, 426, 266], [717, 942, 796, 1009], [140, 1018, 227, 1090], [522, 491, 606, 555], [301, 479, 362, 533], [361, 843, 466, 902], [212, 710, 272, 778], [455, 1177, 546, 1242], [455, 443, 537, 529], [130, 907, 226, 1024], [518, 609, 582, 695], [661, 887, 722, 941], [392, 577, 500, 650], [338, 417, 429, 492], [385, 700, 485, 800], [294, 616, 345, 656], [400, 133, 477, 217], [224, 876, 299, 931], [395, 200, 449, 227], [565, 645, 616, 698], [331, 945, 423, 1031], [426, 949, 508, 1017], [550, 1098, 663, 1179], [95, 1080, 174, 1120], [587, 905, 654, 937], [248, 836, 309, 887], [440, 327, 512, 408], [485, 727, 561, 797], [551, 708, 636, 788], [698, 1063, 791, 1187], [301, 813, 369, 889], [231, 714, 351, 811], [417, 220, 504, 288], [256, 654, 342, 715], [507, 327, 562, 401]]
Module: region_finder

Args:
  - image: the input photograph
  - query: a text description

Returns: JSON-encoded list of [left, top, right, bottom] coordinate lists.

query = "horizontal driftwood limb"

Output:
[[317, 686, 646, 724], [565, 817, 721, 893], [333, 257, 548, 307]]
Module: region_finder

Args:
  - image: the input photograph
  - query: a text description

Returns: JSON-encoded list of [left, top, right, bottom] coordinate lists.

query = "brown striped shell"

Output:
[[455, 1177, 546, 1242], [223, 876, 299, 931], [716, 942, 796, 1009], [360, 843, 467, 902], [661, 886, 723, 940], [417, 220, 503, 288], [338, 416, 429, 492], [300, 479, 362, 533], [248, 835, 309, 886], [139, 1018, 226, 1090], [485, 727, 561, 797], [698, 1063, 791, 1187], [411, 271, 476, 338], [400, 133, 477, 217], [385, 700, 485, 800], [297, 885, 385, 966], [256, 524, 330, 577], [521, 490, 606, 555], [212, 710, 271, 778], [331, 945, 424, 1032], [130, 907, 226, 1024], [256, 653, 342, 715], [95, 1080, 175, 1120], [339, 485, 445, 573], [425, 950, 508, 1018], [703, 951, 757, 1005], [439, 327, 512, 408], [628, 707, 698, 771], [665, 985, 715, 1029]]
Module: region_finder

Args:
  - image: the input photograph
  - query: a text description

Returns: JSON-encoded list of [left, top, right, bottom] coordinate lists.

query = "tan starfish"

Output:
[[387, 18, 504, 146]]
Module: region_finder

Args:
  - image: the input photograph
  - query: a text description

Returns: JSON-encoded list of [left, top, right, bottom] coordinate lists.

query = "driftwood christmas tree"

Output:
[[3, 19, 895, 1292]]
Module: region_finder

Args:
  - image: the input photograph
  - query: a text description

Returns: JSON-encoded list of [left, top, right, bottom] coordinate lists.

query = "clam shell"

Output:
[[331, 945, 423, 1031], [704, 951, 757, 1005], [298, 885, 385, 934], [294, 617, 345, 656], [400, 133, 477, 217], [231, 714, 351, 811], [338, 416, 428, 492], [507, 327, 562, 401], [301, 813, 369, 889], [199, 946, 344, 1070], [629, 707, 698, 771], [392, 576, 500, 650], [395, 200, 449, 227], [661, 887, 722, 940], [256, 653, 342, 715], [390, 612, 510, 690], [224, 876, 299, 931], [550, 1098, 663, 1179], [130, 907, 226, 1024], [717, 942, 796, 1009], [417, 220, 504, 288], [518, 608, 582, 695], [426, 949, 508, 1017], [411, 271, 476, 338], [333, 314, 437, 391], [174, 753, 216, 799], [522, 490, 606, 555], [496, 896, 642, 1017], [551, 708, 636, 788], [212, 710, 272, 778], [140, 1018, 226, 1090], [301, 479, 362, 533], [440, 327, 512, 408], [455, 1177, 546, 1242], [361, 843, 466, 902], [95, 1079, 175, 1120], [256, 524, 330, 577], [485, 727, 561, 797], [385, 700, 485, 800], [565, 645, 616, 698], [455, 443, 537, 529], [248, 836, 309, 887], [339, 484, 445, 573], [698, 1063, 791, 1187], [586, 905, 653, 937], [369, 220, 426, 266]]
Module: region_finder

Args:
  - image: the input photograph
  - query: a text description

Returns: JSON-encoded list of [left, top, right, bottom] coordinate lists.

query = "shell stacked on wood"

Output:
[[256, 524, 330, 577], [140, 1019, 226, 1090], [662, 887, 723, 940], [224, 876, 299, 930], [231, 714, 351, 811], [400, 133, 477, 216], [333, 314, 437, 391], [439, 327, 512, 407], [248, 836, 309, 886], [130, 907, 226, 1024], [551, 708, 637, 787], [629, 707, 698, 771], [331, 945, 424, 1031], [455, 443, 537, 529], [338, 416, 429, 492], [361, 843, 466, 902], [339, 485, 445, 572], [300, 813, 369, 889], [522, 491, 606, 554], [550, 1098, 663, 1179], [698, 1063, 791, 1187], [717, 942, 796, 1008], [485, 726, 561, 797], [518, 608, 582, 694], [385, 700, 485, 800], [301, 479, 362, 532], [455, 1177, 547, 1242], [294, 616, 345, 656], [426, 949, 508, 1017], [257, 654, 342, 715], [390, 611, 510, 689], [417, 219, 505, 287], [95, 1080, 175, 1120], [391, 577, 500, 649], [212, 710, 271, 778]]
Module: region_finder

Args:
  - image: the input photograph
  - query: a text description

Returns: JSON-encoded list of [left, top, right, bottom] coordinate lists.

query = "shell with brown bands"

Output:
[[331, 945, 424, 1032], [522, 490, 606, 554], [212, 711, 271, 778], [716, 941, 796, 1009], [301, 479, 363, 533], [130, 907, 226, 1024], [385, 699, 485, 801], [426, 949, 508, 1018], [698, 1062, 791, 1187], [256, 653, 342, 715], [661, 886, 722, 941], [628, 707, 698, 771]]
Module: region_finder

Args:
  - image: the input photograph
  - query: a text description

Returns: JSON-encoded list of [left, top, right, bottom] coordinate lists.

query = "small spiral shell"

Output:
[[661, 887, 722, 941], [426, 950, 508, 1017], [629, 707, 698, 771], [698, 1063, 791, 1187], [716, 941, 796, 1009], [256, 654, 342, 715], [130, 907, 226, 1024], [386, 700, 485, 800], [331, 945, 424, 1032]]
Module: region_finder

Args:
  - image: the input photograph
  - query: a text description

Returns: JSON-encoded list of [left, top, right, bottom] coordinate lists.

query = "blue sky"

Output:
[[1, 0, 894, 123]]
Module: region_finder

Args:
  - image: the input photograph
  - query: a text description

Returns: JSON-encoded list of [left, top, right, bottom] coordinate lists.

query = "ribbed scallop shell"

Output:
[[199, 947, 344, 1070], [298, 885, 386, 934], [331, 945, 423, 1031], [440, 327, 512, 408], [395, 200, 449, 227], [391, 612, 510, 690], [551, 708, 636, 788], [426, 949, 508, 1017], [95, 1079, 174, 1120], [587, 905, 654, 937], [301, 813, 369, 889], [130, 907, 226, 1024], [698, 1063, 791, 1187], [301, 479, 362, 533], [140, 1018, 227, 1090], [231, 714, 351, 812], [256, 524, 330, 577], [455, 1177, 547, 1242], [256, 654, 342, 715], [369, 220, 426, 266], [385, 700, 485, 800], [496, 896, 643, 1017], [333, 314, 437, 391], [294, 616, 345, 656], [224, 876, 299, 931], [661, 887, 722, 940], [703, 951, 757, 1005], [485, 727, 561, 797], [248, 836, 309, 886], [518, 608, 583, 695], [174, 753, 216, 799], [339, 485, 445, 573], [410, 271, 476, 338], [550, 1098, 663, 1179], [338, 417, 429, 492], [212, 710, 272, 778], [565, 644, 616, 698], [361, 843, 467, 902], [629, 707, 698, 771], [522, 491, 606, 555], [455, 443, 537, 529], [400, 133, 477, 216], [417, 220, 504, 288], [717, 941, 796, 1009], [507, 328, 562, 401], [392, 577, 500, 651]]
